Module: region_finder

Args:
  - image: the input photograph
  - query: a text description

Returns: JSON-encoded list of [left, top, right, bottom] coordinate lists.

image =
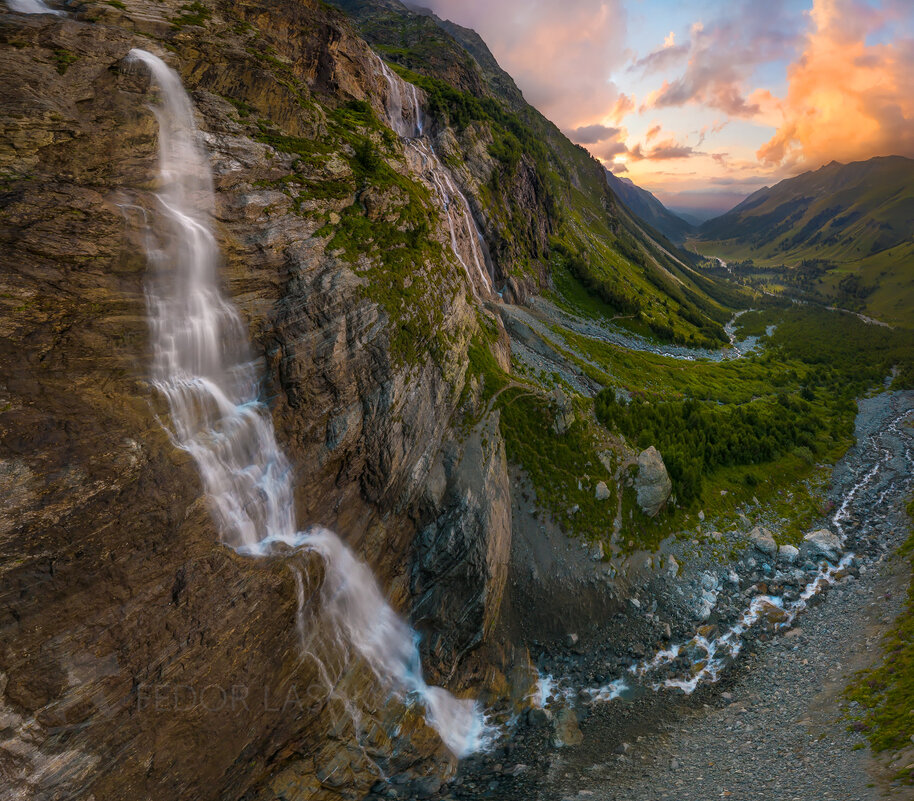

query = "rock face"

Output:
[[410, 414, 511, 672], [802, 529, 842, 561], [635, 446, 672, 517], [0, 2, 519, 800]]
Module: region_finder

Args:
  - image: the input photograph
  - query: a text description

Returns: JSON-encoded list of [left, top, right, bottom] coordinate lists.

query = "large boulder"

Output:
[[748, 527, 777, 556], [635, 446, 672, 517], [778, 544, 800, 565], [552, 707, 583, 747], [802, 529, 842, 561]]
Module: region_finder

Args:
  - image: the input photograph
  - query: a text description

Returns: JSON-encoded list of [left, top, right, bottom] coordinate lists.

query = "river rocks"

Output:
[[595, 480, 611, 500], [552, 707, 583, 747], [748, 527, 777, 556], [778, 544, 800, 564], [634, 446, 672, 517], [802, 529, 842, 561]]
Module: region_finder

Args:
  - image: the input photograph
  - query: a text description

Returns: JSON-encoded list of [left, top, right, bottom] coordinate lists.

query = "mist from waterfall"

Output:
[[129, 47, 491, 759]]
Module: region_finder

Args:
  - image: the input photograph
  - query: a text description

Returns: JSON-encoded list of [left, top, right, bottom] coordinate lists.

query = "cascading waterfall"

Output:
[[129, 48, 492, 759], [375, 56, 493, 296], [4, 0, 62, 14]]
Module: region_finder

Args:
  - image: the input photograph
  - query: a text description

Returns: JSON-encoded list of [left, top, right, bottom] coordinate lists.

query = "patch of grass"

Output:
[[498, 388, 617, 545], [173, 2, 211, 28], [845, 497, 914, 783], [53, 48, 77, 75]]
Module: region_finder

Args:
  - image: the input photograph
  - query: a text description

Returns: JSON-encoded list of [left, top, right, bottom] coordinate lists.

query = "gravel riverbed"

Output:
[[437, 391, 914, 801]]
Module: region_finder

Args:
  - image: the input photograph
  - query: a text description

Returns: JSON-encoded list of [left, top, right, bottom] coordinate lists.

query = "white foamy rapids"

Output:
[[564, 407, 913, 702], [248, 528, 497, 757], [5, 0, 62, 13], [131, 48, 492, 759]]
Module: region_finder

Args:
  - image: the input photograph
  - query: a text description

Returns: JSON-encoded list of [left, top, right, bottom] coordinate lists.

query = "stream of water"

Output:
[[375, 56, 493, 297], [4, 0, 62, 14], [129, 48, 492, 759]]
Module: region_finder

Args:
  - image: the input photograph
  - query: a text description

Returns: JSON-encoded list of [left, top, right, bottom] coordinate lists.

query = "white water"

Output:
[[130, 48, 491, 758], [5, 0, 61, 14], [374, 56, 493, 297], [552, 405, 914, 704]]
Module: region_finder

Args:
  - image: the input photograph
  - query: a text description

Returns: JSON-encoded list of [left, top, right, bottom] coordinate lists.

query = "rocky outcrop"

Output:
[[410, 414, 511, 676], [635, 446, 672, 517], [0, 2, 516, 799]]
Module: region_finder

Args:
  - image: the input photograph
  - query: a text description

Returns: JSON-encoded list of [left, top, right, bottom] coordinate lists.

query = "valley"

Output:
[[0, 1, 912, 801]]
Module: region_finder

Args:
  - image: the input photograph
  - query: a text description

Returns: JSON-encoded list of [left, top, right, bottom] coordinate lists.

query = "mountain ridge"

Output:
[[693, 155, 914, 325]]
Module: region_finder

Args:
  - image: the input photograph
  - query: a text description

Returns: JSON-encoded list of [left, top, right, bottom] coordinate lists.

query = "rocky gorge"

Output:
[[1, 1, 913, 800]]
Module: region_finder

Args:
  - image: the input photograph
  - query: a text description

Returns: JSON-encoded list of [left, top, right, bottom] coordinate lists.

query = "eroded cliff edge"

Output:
[[0, 1, 529, 798]]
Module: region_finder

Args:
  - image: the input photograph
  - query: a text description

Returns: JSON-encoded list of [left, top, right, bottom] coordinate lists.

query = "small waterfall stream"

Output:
[[375, 56, 494, 297], [129, 48, 492, 759], [4, 0, 62, 14]]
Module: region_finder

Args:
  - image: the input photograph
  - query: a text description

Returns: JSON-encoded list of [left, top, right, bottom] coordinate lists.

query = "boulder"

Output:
[[802, 529, 841, 561], [594, 480, 611, 500], [748, 527, 777, 556], [634, 447, 672, 517], [551, 388, 575, 434], [552, 707, 583, 747], [778, 544, 800, 565]]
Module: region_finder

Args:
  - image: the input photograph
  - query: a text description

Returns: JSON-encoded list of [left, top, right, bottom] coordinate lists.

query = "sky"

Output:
[[418, 0, 914, 216]]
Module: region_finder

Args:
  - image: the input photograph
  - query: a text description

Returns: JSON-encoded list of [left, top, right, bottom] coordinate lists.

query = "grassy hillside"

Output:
[[605, 171, 695, 244], [691, 157, 914, 325]]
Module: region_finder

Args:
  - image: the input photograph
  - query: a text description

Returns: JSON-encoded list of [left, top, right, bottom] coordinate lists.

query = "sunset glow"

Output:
[[420, 0, 914, 216]]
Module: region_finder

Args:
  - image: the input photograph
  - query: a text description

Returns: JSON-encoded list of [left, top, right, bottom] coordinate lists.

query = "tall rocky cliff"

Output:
[[0, 1, 732, 799]]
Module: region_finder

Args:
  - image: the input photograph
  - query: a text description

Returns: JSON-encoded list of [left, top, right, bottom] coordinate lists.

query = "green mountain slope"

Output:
[[605, 171, 695, 244], [328, 0, 746, 346], [692, 156, 914, 324]]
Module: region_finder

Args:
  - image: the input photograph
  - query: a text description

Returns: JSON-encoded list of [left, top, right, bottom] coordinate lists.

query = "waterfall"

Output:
[[5, 0, 62, 14], [374, 55, 493, 296], [129, 48, 492, 759]]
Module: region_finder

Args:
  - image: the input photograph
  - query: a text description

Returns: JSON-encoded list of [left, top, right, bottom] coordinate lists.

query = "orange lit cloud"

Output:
[[758, 0, 914, 165]]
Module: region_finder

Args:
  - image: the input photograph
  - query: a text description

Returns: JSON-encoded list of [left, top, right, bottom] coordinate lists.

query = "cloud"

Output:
[[564, 124, 621, 144], [640, 1, 802, 117], [595, 139, 629, 160], [419, 0, 629, 128], [609, 162, 629, 174], [645, 124, 661, 141], [629, 137, 695, 161], [757, 0, 914, 166], [629, 42, 689, 75], [609, 93, 636, 122]]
